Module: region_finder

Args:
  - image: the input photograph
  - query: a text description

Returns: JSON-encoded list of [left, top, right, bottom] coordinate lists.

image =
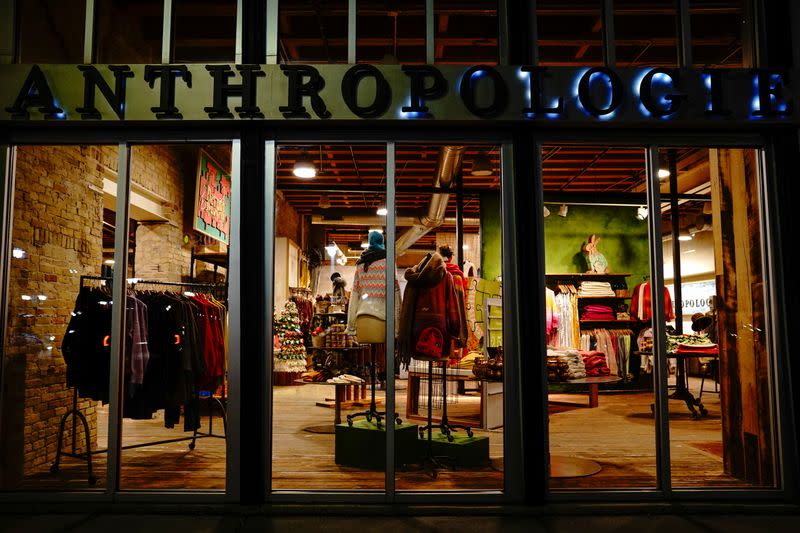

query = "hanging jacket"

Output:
[[631, 282, 676, 321], [398, 253, 466, 366], [444, 260, 469, 361]]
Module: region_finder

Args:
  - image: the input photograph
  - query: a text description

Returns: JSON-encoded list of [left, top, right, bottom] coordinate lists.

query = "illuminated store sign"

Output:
[[0, 64, 795, 124]]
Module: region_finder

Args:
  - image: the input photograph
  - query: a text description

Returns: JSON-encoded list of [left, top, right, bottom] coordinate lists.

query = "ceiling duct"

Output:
[[395, 146, 465, 255]]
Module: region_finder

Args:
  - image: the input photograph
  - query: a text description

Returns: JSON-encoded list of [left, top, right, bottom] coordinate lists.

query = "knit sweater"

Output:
[[346, 257, 401, 334]]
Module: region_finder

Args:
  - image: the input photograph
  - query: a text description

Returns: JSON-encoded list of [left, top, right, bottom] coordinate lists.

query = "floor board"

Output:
[[15, 377, 754, 492]]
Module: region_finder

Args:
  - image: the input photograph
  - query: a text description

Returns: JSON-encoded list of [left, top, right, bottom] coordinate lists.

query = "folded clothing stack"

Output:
[[580, 304, 616, 320], [579, 350, 611, 377], [546, 348, 587, 380], [578, 281, 616, 297]]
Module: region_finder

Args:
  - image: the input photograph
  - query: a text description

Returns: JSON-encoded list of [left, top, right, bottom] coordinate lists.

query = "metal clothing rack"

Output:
[[50, 275, 228, 485], [346, 344, 402, 429], [417, 360, 473, 479]]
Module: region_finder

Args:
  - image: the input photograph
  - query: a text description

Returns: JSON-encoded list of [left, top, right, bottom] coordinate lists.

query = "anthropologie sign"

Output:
[[194, 150, 231, 244], [0, 63, 796, 124]]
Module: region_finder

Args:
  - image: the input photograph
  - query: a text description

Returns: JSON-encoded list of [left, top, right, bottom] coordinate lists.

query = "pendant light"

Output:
[[470, 152, 493, 176], [293, 150, 316, 178]]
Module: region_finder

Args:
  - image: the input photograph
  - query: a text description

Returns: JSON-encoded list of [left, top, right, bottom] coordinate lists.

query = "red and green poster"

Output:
[[194, 150, 232, 244]]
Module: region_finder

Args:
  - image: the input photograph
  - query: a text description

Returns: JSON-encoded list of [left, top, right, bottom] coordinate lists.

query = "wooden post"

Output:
[[710, 148, 773, 486]]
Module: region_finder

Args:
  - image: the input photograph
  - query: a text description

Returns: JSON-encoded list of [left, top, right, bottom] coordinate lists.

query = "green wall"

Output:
[[543, 205, 650, 285], [480, 193, 502, 281]]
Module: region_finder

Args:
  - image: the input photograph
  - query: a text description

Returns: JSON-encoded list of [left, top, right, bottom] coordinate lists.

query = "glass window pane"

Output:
[[537, 0, 603, 67], [1, 145, 118, 490], [543, 145, 658, 490], [173, 0, 237, 62], [278, 0, 348, 63], [659, 147, 777, 488], [394, 144, 504, 491], [16, 0, 85, 63], [119, 143, 232, 490], [435, 0, 498, 65], [691, 0, 746, 68], [357, 0, 425, 64], [271, 144, 386, 491], [95, 0, 163, 64], [615, 0, 678, 67]]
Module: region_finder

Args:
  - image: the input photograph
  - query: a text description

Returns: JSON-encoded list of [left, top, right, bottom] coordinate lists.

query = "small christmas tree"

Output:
[[274, 301, 307, 373]]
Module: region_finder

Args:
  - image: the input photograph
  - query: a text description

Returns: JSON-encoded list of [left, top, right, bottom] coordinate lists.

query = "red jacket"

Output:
[[398, 253, 467, 363]]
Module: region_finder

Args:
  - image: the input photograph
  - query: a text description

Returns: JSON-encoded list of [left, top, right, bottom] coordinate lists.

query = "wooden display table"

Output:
[[550, 376, 622, 408]]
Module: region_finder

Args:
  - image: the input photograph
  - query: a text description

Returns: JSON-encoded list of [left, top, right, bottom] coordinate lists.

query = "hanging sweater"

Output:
[[346, 257, 401, 334], [631, 282, 676, 321]]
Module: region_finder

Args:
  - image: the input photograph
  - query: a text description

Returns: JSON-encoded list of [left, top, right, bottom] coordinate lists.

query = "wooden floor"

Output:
[[549, 376, 744, 489], [18, 377, 747, 492]]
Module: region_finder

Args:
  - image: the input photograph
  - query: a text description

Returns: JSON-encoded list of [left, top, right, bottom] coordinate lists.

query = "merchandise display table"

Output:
[[550, 376, 622, 408], [295, 379, 374, 433], [637, 350, 719, 419]]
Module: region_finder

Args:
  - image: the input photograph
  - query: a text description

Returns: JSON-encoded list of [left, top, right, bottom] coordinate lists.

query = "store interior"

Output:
[[0, 137, 775, 493], [544, 144, 774, 490]]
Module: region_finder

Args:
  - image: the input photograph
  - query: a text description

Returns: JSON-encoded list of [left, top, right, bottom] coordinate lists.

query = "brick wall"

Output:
[[0, 144, 232, 486], [1, 145, 107, 485]]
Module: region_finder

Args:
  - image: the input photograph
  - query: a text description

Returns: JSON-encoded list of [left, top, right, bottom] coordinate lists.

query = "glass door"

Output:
[[266, 138, 518, 499]]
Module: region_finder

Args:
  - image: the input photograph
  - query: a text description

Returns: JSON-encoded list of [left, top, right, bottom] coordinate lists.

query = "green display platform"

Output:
[[416, 431, 490, 467], [334, 420, 419, 470]]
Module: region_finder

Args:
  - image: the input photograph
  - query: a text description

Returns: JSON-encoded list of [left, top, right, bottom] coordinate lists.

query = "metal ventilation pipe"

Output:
[[395, 145, 465, 255]]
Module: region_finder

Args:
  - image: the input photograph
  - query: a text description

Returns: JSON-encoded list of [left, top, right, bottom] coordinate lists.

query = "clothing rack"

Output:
[[346, 344, 401, 429], [418, 360, 473, 478], [50, 275, 228, 485]]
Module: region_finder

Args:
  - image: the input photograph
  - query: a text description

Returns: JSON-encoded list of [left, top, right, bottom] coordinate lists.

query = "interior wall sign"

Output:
[[0, 64, 795, 125]]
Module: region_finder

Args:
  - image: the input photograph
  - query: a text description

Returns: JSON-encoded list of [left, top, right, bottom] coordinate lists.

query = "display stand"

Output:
[[417, 360, 474, 478], [50, 275, 228, 485], [346, 345, 401, 429]]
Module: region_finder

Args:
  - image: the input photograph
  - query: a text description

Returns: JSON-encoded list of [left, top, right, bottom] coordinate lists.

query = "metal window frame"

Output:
[[162, 0, 173, 63], [263, 133, 520, 505], [602, 0, 616, 67], [348, 0, 356, 63], [538, 135, 790, 503], [265, 0, 277, 64], [83, 0, 95, 63]]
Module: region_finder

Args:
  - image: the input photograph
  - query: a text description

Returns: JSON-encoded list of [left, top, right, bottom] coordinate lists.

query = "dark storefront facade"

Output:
[[0, 0, 799, 508]]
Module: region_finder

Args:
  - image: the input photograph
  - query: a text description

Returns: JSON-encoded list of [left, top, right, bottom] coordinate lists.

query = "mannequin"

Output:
[[346, 230, 400, 343], [345, 230, 402, 428]]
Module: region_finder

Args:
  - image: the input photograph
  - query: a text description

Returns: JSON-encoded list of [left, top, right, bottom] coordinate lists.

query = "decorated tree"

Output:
[[274, 301, 308, 373]]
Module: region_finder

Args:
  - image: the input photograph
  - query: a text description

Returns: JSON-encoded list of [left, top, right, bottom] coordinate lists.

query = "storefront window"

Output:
[[615, 0, 678, 67], [434, 0, 498, 65], [0, 145, 118, 490], [278, 0, 348, 63], [118, 143, 232, 490], [536, 0, 603, 67], [394, 144, 504, 490], [691, 0, 747, 67], [658, 147, 777, 487], [542, 145, 658, 489], [270, 144, 387, 491], [357, 0, 425, 64], [95, 0, 163, 64], [16, 0, 85, 63], [172, 0, 237, 62]]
